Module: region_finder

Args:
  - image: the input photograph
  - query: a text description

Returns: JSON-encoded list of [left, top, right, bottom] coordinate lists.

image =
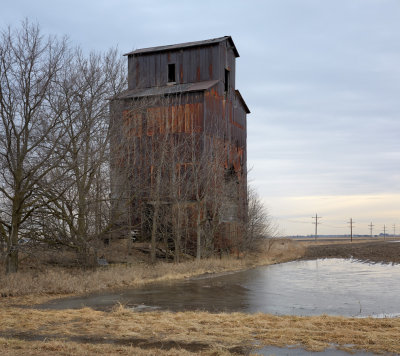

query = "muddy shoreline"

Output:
[[301, 240, 400, 264]]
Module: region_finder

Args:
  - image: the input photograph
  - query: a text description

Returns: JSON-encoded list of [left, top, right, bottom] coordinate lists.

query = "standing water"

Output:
[[39, 259, 400, 317]]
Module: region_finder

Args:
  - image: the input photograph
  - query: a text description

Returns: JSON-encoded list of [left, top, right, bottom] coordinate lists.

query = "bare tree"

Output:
[[186, 131, 210, 260], [148, 123, 170, 263], [0, 21, 68, 273], [110, 93, 258, 262], [109, 94, 165, 262], [144, 95, 190, 263], [245, 186, 278, 251], [169, 137, 193, 262], [184, 120, 246, 259], [41, 48, 126, 265], [111, 93, 200, 263]]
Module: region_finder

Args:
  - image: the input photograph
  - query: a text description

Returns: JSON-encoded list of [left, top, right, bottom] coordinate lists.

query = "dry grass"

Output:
[[0, 239, 304, 298], [1, 239, 398, 355], [0, 306, 399, 355], [0, 337, 233, 356]]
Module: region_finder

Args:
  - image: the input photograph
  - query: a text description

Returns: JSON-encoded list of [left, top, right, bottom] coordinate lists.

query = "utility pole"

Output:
[[383, 225, 386, 241], [312, 214, 322, 241], [348, 218, 355, 242], [393, 224, 396, 238], [368, 222, 374, 238]]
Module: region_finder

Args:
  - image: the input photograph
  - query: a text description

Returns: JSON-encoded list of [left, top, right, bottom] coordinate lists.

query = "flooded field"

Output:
[[39, 258, 400, 317]]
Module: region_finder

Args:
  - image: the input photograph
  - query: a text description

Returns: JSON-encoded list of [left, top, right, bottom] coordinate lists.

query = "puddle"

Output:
[[38, 259, 400, 317], [128, 304, 161, 311], [255, 345, 378, 355]]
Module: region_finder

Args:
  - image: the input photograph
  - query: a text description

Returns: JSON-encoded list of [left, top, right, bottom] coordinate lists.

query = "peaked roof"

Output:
[[124, 36, 239, 57], [116, 80, 250, 115]]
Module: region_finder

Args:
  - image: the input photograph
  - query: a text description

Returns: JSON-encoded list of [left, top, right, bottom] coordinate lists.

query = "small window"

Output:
[[224, 68, 230, 93], [168, 63, 176, 83]]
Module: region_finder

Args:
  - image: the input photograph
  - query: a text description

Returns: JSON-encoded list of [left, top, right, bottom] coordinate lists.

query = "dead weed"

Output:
[[0, 307, 399, 355], [0, 239, 304, 298]]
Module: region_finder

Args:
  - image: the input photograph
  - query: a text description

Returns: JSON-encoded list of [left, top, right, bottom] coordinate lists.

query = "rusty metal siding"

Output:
[[202, 83, 247, 177], [110, 91, 206, 212], [119, 92, 205, 139]]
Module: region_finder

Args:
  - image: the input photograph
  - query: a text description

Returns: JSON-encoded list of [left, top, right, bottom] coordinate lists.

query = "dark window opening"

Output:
[[168, 63, 176, 83], [224, 69, 230, 93]]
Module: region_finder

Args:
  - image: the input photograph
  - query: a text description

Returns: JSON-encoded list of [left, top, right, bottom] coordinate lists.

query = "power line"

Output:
[[368, 222, 374, 238], [285, 219, 313, 224], [347, 218, 355, 242], [323, 224, 347, 229], [312, 214, 322, 241]]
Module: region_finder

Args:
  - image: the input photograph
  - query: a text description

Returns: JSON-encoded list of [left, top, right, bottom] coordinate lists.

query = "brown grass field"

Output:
[[0, 239, 302, 297], [1, 305, 400, 355], [1, 238, 399, 355]]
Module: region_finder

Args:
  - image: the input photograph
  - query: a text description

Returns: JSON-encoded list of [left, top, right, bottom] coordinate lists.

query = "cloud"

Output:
[[263, 193, 400, 236], [2, 0, 399, 235]]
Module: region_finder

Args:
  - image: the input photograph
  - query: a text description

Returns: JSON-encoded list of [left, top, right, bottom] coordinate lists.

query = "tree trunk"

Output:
[[150, 203, 159, 263], [76, 188, 90, 266], [174, 238, 180, 263], [6, 226, 19, 273], [196, 204, 201, 260], [150, 137, 167, 264], [6, 249, 18, 274], [174, 205, 181, 263], [0, 223, 6, 253], [6, 198, 22, 273]]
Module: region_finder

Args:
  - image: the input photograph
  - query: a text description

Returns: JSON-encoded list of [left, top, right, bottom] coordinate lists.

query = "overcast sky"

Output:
[[1, 0, 399, 236]]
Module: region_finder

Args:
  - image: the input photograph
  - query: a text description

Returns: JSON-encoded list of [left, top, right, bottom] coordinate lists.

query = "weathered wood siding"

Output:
[[128, 42, 237, 91], [112, 37, 249, 241]]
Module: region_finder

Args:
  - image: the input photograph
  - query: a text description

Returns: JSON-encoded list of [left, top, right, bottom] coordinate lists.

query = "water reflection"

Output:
[[242, 259, 400, 316], [39, 259, 400, 317]]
